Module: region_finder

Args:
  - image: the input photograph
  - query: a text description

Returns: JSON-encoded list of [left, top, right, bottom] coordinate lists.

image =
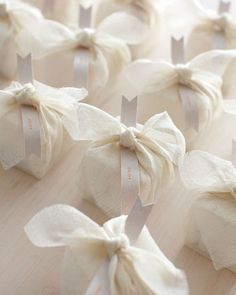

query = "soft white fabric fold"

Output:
[[0, 0, 43, 78], [76, 103, 185, 216], [180, 150, 236, 269], [92, 0, 160, 58], [25, 204, 189, 295], [166, 0, 236, 59], [16, 16, 131, 102], [0, 81, 87, 177], [121, 50, 236, 143]]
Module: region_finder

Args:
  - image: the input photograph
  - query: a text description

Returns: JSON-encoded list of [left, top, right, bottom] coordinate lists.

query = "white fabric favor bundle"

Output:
[[121, 50, 236, 146], [76, 103, 185, 217], [0, 0, 43, 79], [25, 0, 93, 27], [92, 0, 161, 59], [0, 81, 87, 178], [166, 0, 236, 60], [25, 204, 189, 295], [180, 150, 236, 272], [17, 17, 131, 107]]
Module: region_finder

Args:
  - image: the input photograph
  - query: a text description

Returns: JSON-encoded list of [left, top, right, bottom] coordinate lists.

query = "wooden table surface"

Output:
[[0, 141, 235, 295], [1, 0, 236, 294]]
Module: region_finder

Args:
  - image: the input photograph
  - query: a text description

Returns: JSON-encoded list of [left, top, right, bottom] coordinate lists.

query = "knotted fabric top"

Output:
[[122, 50, 236, 134], [76, 103, 185, 206], [166, 0, 236, 49], [25, 204, 189, 295], [16, 16, 131, 91], [0, 81, 87, 170]]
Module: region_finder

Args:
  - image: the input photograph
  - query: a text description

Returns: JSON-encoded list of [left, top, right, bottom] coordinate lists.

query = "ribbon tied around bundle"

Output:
[[76, 102, 185, 207], [16, 16, 133, 91], [122, 50, 236, 133], [25, 205, 188, 295], [166, 0, 235, 50], [0, 81, 87, 169]]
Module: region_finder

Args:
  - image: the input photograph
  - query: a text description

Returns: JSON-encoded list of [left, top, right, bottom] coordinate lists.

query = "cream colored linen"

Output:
[[76, 103, 185, 216], [93, 0, 161, 58], [17, 17, 131, 106], [0, 81, 87, 178], [25, 204, 189, 295], [121, 50, 236, 145], [0, 0, 43, 79], [180, 150, 236, 271]]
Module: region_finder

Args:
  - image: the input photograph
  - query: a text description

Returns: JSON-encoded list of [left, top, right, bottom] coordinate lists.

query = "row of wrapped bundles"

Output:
[[1, 0, 236, 293]]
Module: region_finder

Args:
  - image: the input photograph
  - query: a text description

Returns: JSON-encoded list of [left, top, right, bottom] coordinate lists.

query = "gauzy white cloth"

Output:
[[16, 17, 131, 107], [166, 0, 236, 60], [180, 150, 236, 271], [0, 81, 87, 178], [0, 0, 43, 79], [76, 103, 185, 217], [25, 0, 94, 27], [92, 0, 161, 59], [120, 50, 236, 145], [25, 204, 189, 295]]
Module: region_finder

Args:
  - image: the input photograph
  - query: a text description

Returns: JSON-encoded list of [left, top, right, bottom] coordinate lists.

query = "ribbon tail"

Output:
[[171, 36, 185, 64], [125, 197, 153, 243]]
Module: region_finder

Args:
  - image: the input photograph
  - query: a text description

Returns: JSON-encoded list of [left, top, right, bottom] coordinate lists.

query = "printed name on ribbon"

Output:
[[17, 54, 41, 158], [213, 0, 231, 49], [120, 96, 140, 214], [120, 96, 153, 242], [74, 4, 92, 88], [171, 36, 199, 132], [85, 96, 154, 294]]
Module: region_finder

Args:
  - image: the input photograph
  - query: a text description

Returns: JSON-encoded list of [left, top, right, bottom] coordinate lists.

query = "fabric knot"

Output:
[[15, 83, 40, 107], [175, 64, 192, 86], [212, 13, 231, 32], [105, 234, 130, 258], [120, 127, 139, 150], [77, 28, 95, 48]]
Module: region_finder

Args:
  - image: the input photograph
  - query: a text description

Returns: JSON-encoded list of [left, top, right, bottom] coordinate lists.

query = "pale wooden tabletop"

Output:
[[0, 141, 235, 295], [1, 0, 236, 293]]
